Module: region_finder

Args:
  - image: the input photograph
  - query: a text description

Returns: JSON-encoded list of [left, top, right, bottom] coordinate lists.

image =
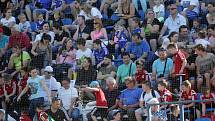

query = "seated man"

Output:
[[58, 77, 80, 120], [118, 77, 142, 121], [135, 81, 160, 121], [146, 98, 167, 121]]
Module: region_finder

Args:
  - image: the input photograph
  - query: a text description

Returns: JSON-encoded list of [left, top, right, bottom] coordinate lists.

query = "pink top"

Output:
[[57, 49, 76, 65], [91, 29, 105, 41]]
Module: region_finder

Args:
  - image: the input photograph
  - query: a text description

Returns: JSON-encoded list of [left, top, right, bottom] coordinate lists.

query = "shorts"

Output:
[[91, 107, 108, 118], [135, 107, 147, 116]]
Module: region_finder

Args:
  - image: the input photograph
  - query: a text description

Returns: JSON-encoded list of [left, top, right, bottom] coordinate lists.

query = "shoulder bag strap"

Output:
[[129, 62, 133, 76], [163, 59, 168, 76]]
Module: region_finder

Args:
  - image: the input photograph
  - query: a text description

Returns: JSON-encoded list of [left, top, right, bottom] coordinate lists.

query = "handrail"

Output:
[[146, 99, 215, 121], [146, 99, 215, 106]]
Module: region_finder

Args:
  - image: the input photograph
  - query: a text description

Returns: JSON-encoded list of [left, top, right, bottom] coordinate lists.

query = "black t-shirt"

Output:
[[187, 54, 198, 77], [76, 68, 97, 85], [143, 18, 161, 40], [46, 109, 67, 121], [55, 31, 70, 42], [78, 25, 91, 40], [104, 89, 121, 108]]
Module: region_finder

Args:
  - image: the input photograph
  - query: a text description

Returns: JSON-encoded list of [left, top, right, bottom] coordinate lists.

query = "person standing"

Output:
[[17, 66, 51, 119]]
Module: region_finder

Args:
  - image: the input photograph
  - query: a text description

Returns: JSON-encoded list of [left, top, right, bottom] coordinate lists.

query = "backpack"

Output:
[[142, 89, 156, 100]]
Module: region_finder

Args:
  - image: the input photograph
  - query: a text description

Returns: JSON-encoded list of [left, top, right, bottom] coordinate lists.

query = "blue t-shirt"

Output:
[[0, 35, 9, 49], [119, 87, 142, 105], [27, 75, 46, 100], [93, 48, 106, 65], [152, 58, 173, 79], [126, 40, 150, 59]]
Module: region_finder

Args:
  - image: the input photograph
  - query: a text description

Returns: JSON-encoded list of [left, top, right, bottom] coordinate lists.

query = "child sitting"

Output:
[[195, 30, 210, 49], [200, 86, 215, 117], [83, 81, 108, 121], [18, 13, 31, 33], [157, 79, 173, 109], [135, 60, 148, 86], [153, 0, 165, 22], [113, 20, 128, 56], [180, 80, 199, 119]]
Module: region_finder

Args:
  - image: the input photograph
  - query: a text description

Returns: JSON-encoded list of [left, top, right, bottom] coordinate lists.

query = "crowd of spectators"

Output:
[[0, 0, 215, 121]]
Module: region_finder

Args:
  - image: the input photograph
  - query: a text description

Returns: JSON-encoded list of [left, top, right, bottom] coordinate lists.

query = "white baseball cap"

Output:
[[44, 66, 53, 72]]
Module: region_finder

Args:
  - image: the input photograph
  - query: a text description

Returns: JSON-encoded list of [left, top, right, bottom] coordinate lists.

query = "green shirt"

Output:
[[13, 51, 31, 70], [117, 61, 136, 83]]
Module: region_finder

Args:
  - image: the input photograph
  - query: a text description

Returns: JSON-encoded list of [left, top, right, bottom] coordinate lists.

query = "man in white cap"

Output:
[[43, 66, 59, 105]]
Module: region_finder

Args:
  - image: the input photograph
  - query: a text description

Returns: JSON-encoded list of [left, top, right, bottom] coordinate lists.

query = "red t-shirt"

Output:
[[135, 69, 146, 84], [20, 74, 28, 90], [4, 81, 16, 95], [0, 85, 4, 96], [8, 32, 31, 49], [173, 50, 186, 74], [95, 88, 108, 107], [159, 88, 173, 102], [19, 114, 32, 121], [173, 50, 188, 79], [201, 93, 214, 105], [181, 90, 196, 101]]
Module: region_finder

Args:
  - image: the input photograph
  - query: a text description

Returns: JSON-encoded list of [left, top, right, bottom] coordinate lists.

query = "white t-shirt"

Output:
[[44, 76, 59, 91], [34, 32, 55, 44], [181, 0, 199, 14], [195, 38, 210, 48], [58, 86, 78, 110], [44, 76, 59, 101], [79, 7, 102, 20], [139, 90, 160, 105], [0, 17, 16, 27], [164, 14, 187, 34], [18, 21, 31, 32], [76, 48, 92, 59]]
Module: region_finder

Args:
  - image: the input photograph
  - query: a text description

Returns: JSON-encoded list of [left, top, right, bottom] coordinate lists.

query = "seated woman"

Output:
[[56, 38, 76, 79], [143, 9, 161, 52], [90, 18, 108, 41], [116, 0, 135, 20]]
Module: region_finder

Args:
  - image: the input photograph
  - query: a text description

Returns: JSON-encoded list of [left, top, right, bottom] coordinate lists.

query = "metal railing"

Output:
[[146, 99, 215, 121]]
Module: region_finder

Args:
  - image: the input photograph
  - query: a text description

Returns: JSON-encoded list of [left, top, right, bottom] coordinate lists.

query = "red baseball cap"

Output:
[[0, 28, 3, 33]]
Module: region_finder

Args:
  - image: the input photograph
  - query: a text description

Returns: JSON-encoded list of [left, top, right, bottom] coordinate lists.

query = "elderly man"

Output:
[[118, 77, 142, 121]]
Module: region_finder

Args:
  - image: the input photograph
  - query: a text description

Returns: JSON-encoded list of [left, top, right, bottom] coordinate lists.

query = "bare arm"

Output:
[[82, 87, 99, 92], [159, 25, 168, 37], [18, 84, 29, 99], [102, 28, 108, 40], [180, 58, 187, 73], [31, 41, 39, 56], [73, 27, 79, 41]]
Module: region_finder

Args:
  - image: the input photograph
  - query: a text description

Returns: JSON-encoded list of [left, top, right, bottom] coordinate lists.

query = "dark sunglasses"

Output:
[[94, 23, 99, 25], [170, 8, 177, 10]]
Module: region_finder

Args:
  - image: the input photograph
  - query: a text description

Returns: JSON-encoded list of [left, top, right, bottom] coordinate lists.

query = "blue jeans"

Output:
[[29, 97, 44, 119], [69, 108, 81, 120]]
